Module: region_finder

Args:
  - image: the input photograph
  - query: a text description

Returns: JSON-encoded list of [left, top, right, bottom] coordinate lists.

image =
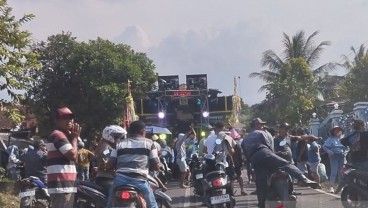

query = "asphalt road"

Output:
[[165, 174, 344, 208]]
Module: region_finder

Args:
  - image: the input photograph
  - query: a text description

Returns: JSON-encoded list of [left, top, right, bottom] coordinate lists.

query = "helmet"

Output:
[[102, 125, 127, 143]]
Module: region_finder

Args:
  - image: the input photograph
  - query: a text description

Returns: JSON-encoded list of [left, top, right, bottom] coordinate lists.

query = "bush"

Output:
[[0, 191, 20, 207], [0, 167, 7, 181]]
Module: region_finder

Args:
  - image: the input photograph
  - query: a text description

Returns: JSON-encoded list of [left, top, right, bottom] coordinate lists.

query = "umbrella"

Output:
[[145, 126, 172, 134]]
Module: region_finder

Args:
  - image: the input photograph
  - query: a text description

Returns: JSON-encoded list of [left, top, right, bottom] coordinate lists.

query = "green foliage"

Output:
[[25, 32, 157, 139], [339, 44, 368, 106], [0, 0, 40, 123], [250, 30, 334, 126]]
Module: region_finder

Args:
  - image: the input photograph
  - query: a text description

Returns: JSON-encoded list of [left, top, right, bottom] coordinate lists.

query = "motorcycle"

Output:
[[335, 163, 368, 208], [189, 153, 205, 196], [266, 140, 297, 208], [18, 176, 50, 208], [158, 150, 172, 184], [76, 175, 172, 208], [203, 138, 236, 208]]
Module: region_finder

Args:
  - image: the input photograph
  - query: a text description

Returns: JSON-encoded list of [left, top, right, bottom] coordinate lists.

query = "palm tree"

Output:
[[249, 30, 337, 125], [339, 44, 368, 106], [250, 31, 337, 98]]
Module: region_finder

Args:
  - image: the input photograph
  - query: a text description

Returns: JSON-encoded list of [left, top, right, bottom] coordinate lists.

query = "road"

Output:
[[165, 176, 344, 208]]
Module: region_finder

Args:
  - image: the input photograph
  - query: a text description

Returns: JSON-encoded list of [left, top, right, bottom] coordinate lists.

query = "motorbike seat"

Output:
[[115, 185, 140, 192], [205, 170, 226, 180], [78, 180, 106, 194]]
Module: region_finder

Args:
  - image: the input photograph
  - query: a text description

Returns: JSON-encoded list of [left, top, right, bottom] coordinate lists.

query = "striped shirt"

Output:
[[46, 130, 77, 194], [110, 136, 159, 180]]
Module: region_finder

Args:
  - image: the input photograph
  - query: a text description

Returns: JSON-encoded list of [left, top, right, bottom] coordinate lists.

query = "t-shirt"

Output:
[[175, 134, 188, 159], [77, 148, 94, 168], [308, 141, 321, 163], [111, 136, 159, 180], [46, 130, 77, 194], [22, 149, 47, 183]]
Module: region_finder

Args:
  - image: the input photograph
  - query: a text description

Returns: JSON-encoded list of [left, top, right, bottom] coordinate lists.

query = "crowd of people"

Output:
[[1, 106, 367, 208]]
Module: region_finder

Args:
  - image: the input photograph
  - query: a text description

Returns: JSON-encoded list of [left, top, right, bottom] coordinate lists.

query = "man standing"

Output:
[[76, 141, 94, 181], [175, 128, 196, 188], [46, 107, 80, 208], [22, 140, 47, 184], [274, 123, 294, 163], [106, 121, 160, 208]]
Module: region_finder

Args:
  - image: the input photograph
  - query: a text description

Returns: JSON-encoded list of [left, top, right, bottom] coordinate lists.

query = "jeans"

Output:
[[329, 154, 345, 186], [7, 167, 18, 181], [50, 193, 75, 208], [77, 166, 89, 181], [107, 174, 157, 208]]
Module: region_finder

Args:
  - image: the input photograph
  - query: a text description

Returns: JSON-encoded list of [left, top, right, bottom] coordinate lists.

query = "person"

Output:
[[307, 137, 322, 189], [295, 128, 309, 177], [76, 141, 95, 181], [94, 125, 127, 194], [274, 123, 294, 163], [241, 118, 317, 208], [46, 107, 80, 208], [230, 128, 247, 195], [198, 125, 214, 157], [175, 127, 196, 188], [340, 119, 367, 169], [6, 144, 20, 181], [22, 140, 47, 184], [106, 121, 160, 208], [151, 134, 168, 192], [323, 126, 349, 193]]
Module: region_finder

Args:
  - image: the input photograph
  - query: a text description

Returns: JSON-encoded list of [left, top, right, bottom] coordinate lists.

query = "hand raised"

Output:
[[71, 123, 81, 139]]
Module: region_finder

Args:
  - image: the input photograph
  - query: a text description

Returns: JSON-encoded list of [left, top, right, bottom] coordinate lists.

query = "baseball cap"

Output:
[[250, 118, 267, 127], [56, 107, 74, 119]]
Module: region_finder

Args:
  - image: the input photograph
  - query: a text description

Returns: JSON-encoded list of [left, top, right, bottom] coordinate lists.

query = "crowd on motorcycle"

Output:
[[1, 106, 368, 208]]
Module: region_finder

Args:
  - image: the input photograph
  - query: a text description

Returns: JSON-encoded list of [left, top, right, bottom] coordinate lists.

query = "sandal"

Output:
[[241, 191, 247, 195]]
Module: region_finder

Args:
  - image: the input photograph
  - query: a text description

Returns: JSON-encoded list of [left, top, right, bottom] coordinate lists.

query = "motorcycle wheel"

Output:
[[341, 186, 361, 208], [74, 196, 98, 208], [20, 196, 36, 208]]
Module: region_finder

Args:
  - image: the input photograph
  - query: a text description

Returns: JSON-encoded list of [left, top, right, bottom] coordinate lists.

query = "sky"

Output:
[[5, 0, 368, 105]]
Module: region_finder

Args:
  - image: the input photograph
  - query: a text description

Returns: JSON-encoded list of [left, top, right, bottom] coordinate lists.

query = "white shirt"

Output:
[[204, 133, 219, 155]]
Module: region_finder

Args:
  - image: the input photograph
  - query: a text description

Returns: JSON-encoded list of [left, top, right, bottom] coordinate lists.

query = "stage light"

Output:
[[158, 111, 165, 119], [200, 131, 206, 137], [202, 111, 209, 118]]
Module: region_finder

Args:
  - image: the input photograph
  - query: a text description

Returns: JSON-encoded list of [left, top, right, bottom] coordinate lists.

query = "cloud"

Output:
[[146, 21, 274, 105], [113, 25, 152, 51]]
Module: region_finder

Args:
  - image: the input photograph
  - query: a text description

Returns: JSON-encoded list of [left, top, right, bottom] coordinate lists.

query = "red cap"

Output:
[[57, 107, 74, 118]]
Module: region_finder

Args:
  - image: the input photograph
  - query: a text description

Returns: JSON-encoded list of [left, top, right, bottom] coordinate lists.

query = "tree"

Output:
[[250, 31, 333, 125], [25, 32, 157, 139], [0, 0, 40, 124], [339, 44, 368, 107]]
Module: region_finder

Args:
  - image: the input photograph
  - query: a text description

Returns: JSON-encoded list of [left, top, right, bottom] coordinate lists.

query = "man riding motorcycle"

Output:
[[94, 125, 127, 194], [242, 118, 317, 208], [106, 121, 160, 208]]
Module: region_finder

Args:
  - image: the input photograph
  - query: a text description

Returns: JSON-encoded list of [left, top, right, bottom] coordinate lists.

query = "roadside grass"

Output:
[[0, 191, 20, 208]]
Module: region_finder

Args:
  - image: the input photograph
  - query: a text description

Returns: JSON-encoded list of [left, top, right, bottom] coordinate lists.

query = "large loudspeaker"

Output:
[[186, 74, 207, 90], [158, 75, 179, 91]]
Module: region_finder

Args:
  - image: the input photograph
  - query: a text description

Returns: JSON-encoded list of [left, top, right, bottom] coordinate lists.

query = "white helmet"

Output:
[[102, 125, 127, 143]]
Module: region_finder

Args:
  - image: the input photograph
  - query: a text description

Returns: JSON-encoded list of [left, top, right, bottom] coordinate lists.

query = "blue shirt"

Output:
[[308, 141, 320, 163], [323, 136, 349, 156]]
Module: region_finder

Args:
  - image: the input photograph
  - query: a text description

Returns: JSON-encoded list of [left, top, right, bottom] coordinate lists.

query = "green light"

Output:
[[200, 131, 206, 137], [159, 134, 167, 140]]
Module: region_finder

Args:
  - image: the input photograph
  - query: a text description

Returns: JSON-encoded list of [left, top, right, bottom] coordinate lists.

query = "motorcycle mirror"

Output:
[[279, 140, 287, 147], [215, 138, 222, 145]]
